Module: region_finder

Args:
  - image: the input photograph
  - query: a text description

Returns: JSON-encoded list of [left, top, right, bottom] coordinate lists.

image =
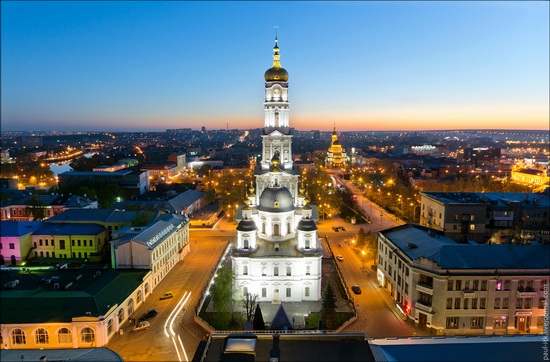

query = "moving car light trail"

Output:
[[163, 291, 192, 361]]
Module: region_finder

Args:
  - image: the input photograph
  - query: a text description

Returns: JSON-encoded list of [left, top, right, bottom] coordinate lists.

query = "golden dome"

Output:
[[264, 36, 289, 82]]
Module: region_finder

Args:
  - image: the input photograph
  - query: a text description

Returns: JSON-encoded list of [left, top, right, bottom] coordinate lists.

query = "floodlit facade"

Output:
[[376, 224, 549, 335], [231, 36, 323, 303], [326, 126, 347, 168]]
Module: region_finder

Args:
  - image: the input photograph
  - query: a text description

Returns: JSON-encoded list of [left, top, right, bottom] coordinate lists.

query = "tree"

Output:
[[320, 283, 338, 330], [131, 211, 153, 226], [356, 227, 366, 247], [242, 293, 259, 322], [25, 196, 46, 221], [252, 305, 266, 330], [209, 265, 234, 329], [365, 231, 378, 264]]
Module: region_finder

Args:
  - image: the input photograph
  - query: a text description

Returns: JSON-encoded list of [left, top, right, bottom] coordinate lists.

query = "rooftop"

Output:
[[380, 224, 550, 271], [421, 191, 549, 207], [34, 222, 106, 236], [0, 220, 44, 237]]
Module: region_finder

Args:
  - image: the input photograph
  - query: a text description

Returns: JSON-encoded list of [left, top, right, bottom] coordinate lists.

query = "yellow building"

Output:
[[31, 223, 109, 260], [326, 126, 347, 168]]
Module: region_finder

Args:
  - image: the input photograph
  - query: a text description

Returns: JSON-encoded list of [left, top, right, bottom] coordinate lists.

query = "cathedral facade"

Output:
[[231, 37, 323, 303], [326, 126, 347, 168]]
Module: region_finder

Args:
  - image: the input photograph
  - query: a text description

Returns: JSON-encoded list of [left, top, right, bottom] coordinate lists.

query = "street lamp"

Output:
[[361, 250, 366, 270]]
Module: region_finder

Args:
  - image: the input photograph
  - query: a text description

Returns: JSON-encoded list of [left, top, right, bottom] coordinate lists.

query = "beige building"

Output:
[[376, 224, 549, 335]]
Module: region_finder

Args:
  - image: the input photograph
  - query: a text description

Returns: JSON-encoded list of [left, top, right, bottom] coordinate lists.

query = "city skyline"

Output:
[[1, 1, 549, 132]]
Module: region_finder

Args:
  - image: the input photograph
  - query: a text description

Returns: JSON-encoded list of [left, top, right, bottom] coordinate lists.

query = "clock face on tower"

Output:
[[273, 89, 280, 95]]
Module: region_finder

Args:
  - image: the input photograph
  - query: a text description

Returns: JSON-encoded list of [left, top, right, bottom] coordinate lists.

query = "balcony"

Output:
[[416, 283, 434, 295], [415, 300, 433, 313], [462, 290, 476, 298], [516, 289, 538, 298]]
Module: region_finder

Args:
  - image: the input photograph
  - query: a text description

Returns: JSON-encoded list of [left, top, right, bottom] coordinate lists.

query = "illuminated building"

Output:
[[231, 36, 323, 303], [376, 224, 549, 335], [326, 126, 347, 168]]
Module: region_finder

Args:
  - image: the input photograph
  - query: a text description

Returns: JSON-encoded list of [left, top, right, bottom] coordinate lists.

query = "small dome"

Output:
[[257, 186, 295, 213], [333, 140, 341, 146], [265, 67, 289, 82], [237, 218, 257, 232], [297, 218, 317, 231]]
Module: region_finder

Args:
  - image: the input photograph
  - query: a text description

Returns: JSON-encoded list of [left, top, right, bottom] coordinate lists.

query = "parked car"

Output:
[[338, 226, 346, 231], [332, 227, 339, 232], [351, 285, 362, 295], [159, 291, 174, 300], [133, 321, 150, 332], [336, 255, 344, 261], [371, 264, 377, 271], [139, 309, 158, 321]]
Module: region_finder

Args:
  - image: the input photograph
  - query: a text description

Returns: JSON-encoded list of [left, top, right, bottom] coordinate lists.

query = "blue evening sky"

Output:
[[1, 1, 548, 132]]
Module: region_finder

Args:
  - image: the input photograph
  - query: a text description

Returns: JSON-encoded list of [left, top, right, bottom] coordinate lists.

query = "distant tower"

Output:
[[326, 124, 347, 168]]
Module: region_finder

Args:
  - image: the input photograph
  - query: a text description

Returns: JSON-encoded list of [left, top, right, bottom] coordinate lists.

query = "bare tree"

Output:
[[242, 293, 259, 322]]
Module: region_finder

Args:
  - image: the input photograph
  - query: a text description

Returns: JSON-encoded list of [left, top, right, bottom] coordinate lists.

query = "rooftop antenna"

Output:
[[274, 24, 279, 39]]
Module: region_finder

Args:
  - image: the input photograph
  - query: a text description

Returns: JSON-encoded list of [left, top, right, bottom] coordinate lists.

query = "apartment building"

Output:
[[376, 224, 549, 335], [0, 221, 43, 266], [419, 192, 550, 244]]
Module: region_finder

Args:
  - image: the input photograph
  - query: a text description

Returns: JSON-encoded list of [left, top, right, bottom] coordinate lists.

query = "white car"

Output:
[[336, 255, 344, 261], [133, 321, 150, 332]]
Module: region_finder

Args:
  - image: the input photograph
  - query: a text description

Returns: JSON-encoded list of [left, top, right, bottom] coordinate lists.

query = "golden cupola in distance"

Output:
[[264, 36, 289, 82]]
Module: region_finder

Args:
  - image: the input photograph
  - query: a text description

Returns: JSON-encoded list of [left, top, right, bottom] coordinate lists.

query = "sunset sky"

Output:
[[1, 1, 548, 132]]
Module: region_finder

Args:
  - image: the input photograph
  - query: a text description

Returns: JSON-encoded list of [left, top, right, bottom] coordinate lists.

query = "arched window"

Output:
[[305, 239, 311, 249], [58, 328, 72, 344], [107, 319, 113, 335], [306, 266, 311, 275], [262, 223, 266, 234], [35, 328, 48, 344], [273, 224, 280, 236], [80, 327, 95, 343], [243, 266, 248, 276], [286, 267, 291, 276], [243, 286, 248, 296], [11, 329, 26, 345], [274, 267, 279, 276], [127, 299, 134, 316], [287, 221, 292, 234], [137, 290, 143, 304], [144, 283, 150, 295], [10, 255, 16, 266], [244, 239, 249, 249], [118, 308, 125, 324]]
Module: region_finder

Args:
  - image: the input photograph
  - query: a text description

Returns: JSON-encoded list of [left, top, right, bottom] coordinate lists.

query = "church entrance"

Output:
[[273, 289, 281, 304]]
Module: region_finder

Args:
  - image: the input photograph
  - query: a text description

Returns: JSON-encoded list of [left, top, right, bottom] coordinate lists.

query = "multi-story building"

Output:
[[1, 194, 97, 221], [376, 224, 549, 335], [168, 152, 186, 173], [0, 221, 43, 266], [140, 162, 178, 180], [111, 214, 190, 288], [457, 147, 501, 167], [419, 192, 550, 244], [231, 36, 323, 303], [31, 223, 109, 260]]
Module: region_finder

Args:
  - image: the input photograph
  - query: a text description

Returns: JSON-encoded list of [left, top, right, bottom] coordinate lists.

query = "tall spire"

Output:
[[272, 25, 281, 69]]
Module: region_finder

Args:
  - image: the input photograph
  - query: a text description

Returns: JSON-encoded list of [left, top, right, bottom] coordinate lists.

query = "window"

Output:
[[262, 268, 266, 277], [525, 298, 533, 309], [58, 328, 72, 344], [504, 280, 510, 291], [305, 239, 310, 249], [118, 309, 124, 324], [472, 280, 479, 291], [243, 266, 248, 275], [107, 320, 113, 335], [262, 288, 267, 298], [516, 298, 523, 309], [464, 280, 470, 290], [539, 297, 545, 309], [90, 240, 93, 246], [446, 317, 459, 329], [503, 297, 509, 309], [305, 287, 310, 297], [447, 280, 453, 291], [454, 214, 458, 221], [243, 287, 248, 296], [12, 329, 26, 345], [480, 297, 486, 309], [286, 288, 291, 298], [80, 327, 95, 343], [306, 266, 311, 275], [469, 224, 476, 231], [495, 280, 503, 291], [45, 240, 49, 246], [39, 239, 43, 246], [470, 215, 475, 221], [35, 328, 48, 344], [60, 240, 65, 250], [273, 267, 279, 276], [494, 316, 507, 329], [51, 239, 54, 247], [455, 280, 462, 290], [494, 298, 500, 309], [446, 298, 453, 309], [471, 298, 477, 309], [83, 240, 87, 247], [480, 280, 487, 291], [78, 240, 81, 247], [137, 290, 143, 304], [471, 317, 484, 329], [244, 240, 249, 249], [9, 243, 15, 249], [464, 299, 469, 309], [286, 267, 291, 276], [541, 279, 548, 291], [454, 298, 461, 309], [527, 280, 534, 291]]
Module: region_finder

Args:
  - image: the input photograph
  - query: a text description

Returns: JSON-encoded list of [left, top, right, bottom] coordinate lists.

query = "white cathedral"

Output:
[[231, 36, 323, 303]]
